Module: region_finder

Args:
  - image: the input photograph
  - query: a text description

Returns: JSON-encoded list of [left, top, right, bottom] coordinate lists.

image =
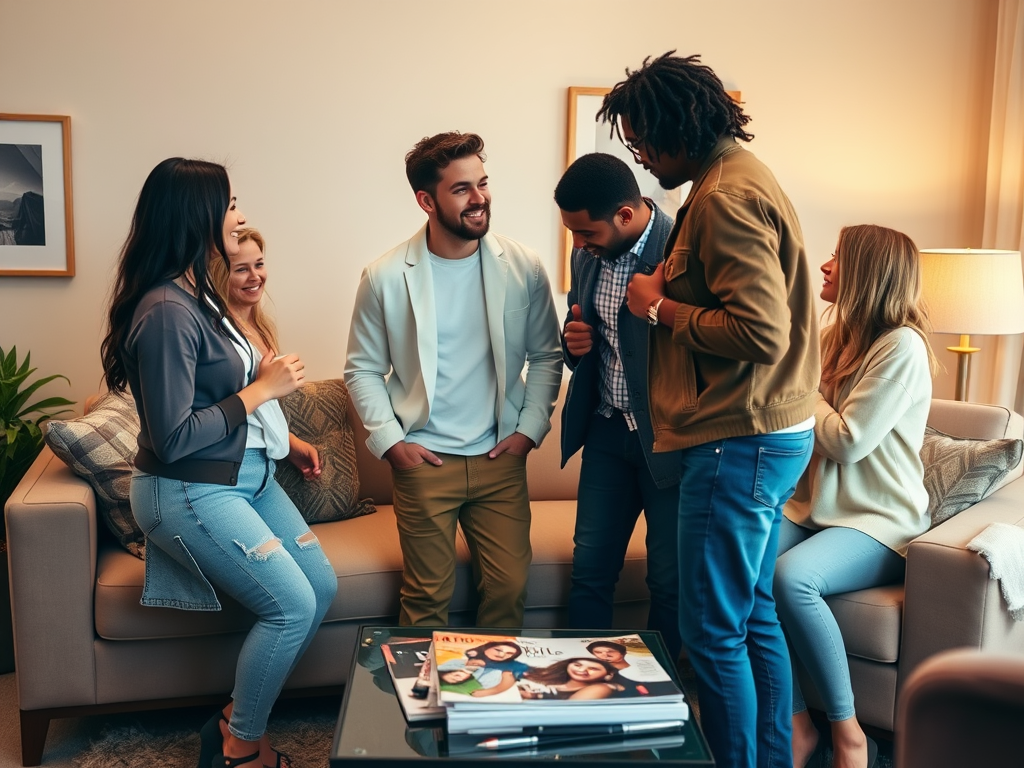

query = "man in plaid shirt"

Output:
[[555, 152, 682, 660]]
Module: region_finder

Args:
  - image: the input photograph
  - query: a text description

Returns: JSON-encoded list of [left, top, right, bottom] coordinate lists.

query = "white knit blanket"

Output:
[[967, 522, 1024, 622]]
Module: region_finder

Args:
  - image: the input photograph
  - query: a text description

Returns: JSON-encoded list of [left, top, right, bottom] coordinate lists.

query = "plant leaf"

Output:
[[17, 396, 76, 418]]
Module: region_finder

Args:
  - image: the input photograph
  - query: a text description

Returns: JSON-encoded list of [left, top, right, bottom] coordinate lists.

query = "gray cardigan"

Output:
[[124, 280, 249, 485]]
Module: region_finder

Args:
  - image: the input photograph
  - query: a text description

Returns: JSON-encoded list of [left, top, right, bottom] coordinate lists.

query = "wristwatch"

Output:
[[647, 297, 665, 326]]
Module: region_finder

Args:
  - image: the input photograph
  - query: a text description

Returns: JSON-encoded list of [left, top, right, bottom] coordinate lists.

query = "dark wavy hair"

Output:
[[464, 640, 523, 661], [101, 158, 231, 393], [597, 51, 753, 162], [405, 132, 486, 195]]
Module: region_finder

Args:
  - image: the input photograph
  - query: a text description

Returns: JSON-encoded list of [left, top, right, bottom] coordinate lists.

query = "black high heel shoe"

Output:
[[212, 751, 260, 768], [197, 710, 228, 768]]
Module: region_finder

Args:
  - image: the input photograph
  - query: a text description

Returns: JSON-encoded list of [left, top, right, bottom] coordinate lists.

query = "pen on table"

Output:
[[475, 720, 686, 750]]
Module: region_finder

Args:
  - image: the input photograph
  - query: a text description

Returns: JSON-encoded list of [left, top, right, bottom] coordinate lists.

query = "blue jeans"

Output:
[[677, 430, 813, 768], [568, 413, 681, 659], [775, 519, 905, 720], [130, 449, 337, 741]]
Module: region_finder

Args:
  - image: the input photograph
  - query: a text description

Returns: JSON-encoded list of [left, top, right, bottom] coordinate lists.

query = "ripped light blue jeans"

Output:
[[130, 449, 337, 741]]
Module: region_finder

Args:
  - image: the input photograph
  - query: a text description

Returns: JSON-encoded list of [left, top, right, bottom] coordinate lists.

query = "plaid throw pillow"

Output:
[[921, 426, 1024, 528], [44, 390, 145, 558], [276, 379, 376, 524]]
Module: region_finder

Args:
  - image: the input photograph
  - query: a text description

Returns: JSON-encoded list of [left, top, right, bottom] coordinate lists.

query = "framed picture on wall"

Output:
[[0, 114, 75, 277], [561, 87, 739, 292]]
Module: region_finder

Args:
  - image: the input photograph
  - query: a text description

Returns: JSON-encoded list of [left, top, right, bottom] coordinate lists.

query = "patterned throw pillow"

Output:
[[276, 379, 376, 524], [921, 426, 1024, 528], [44, 391, 145, 558]]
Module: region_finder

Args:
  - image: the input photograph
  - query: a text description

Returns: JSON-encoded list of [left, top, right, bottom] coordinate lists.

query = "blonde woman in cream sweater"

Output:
[[775, 225, 937, 768]]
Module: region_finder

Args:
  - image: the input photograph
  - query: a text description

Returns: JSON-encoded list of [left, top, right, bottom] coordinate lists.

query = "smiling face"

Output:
[[620, 115, 699, 191], [483, 644, 519, 662], [559, 207, 633, 260], [441, 668, 473, 684], [820, 250, 840, 304], [422, 155, 491, 241], [588, 645, 625, 664], [566, 659, 611, 683], [221, 188, 246, 258], [225, 237, 267, 312]]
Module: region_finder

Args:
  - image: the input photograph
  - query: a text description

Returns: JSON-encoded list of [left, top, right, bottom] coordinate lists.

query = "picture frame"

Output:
[[0, 114, 75, 277], [561, 87, 739, 291]]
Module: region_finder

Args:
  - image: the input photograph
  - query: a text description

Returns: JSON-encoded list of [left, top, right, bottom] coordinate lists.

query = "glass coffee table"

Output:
[[330, 626, 714, 766]]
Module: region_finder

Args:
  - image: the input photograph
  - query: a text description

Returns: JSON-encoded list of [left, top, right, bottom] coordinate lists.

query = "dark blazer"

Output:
[[560, 203, 680, 488]]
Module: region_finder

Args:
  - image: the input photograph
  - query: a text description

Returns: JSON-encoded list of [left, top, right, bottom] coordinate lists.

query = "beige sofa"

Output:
[[5, 394, 1024, 764], [798, 398, 1024, 735], [4, 386, 656, 766]]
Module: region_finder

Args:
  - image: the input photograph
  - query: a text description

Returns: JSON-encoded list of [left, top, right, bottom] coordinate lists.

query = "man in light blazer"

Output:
[[556, 153, 682, 659], [345, 132, 562, 627]]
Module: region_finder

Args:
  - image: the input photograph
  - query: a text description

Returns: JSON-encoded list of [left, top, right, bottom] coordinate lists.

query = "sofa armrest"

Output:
[[4, 446, 100, 709], [899, 475, 1024, 688]]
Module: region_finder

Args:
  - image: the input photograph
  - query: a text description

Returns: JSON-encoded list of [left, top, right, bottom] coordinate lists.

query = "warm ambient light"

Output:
[[919, 249, 1024, 401]]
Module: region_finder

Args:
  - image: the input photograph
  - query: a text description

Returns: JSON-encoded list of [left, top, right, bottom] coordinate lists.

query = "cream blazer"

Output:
[[344, 224, 563, 459]]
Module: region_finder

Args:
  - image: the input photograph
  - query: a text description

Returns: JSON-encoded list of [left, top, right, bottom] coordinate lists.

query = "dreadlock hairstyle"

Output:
[[820, 224, 937, 396], [102, 158, 232, 393], [208, 227, 280, 354], [597, 51, 753, 162]]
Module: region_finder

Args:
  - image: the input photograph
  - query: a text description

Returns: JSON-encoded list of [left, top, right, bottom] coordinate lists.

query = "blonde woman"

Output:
[[209, 227, 321, 481], [775, 225, 937, 768]]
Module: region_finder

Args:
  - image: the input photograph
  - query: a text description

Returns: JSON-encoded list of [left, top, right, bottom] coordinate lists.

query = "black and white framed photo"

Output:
[[0, 114, 75, 276]]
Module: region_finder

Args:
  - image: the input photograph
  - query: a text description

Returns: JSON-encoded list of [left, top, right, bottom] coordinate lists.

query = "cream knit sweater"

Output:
[[784, 327, 932, 556]]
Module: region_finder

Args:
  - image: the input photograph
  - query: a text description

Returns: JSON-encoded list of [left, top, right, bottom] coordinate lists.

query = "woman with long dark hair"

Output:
[[101, 158, 337, 768], [775, 225, 936, 768]]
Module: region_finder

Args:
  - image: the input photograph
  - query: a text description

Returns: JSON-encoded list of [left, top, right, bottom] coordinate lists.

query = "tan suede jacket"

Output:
[[650, 137, 820, 451]]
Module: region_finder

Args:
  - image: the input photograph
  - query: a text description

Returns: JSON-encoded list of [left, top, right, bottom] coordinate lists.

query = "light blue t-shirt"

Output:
[[406, 249, 498, 455]]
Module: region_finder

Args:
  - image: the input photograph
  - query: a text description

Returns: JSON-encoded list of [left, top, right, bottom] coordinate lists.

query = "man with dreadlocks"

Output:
[[602, 52, 821, 768]]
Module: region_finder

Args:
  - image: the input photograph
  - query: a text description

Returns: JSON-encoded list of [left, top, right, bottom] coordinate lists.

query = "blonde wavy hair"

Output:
[[821, 224, 937, 395], [209, 227, 279, 353]]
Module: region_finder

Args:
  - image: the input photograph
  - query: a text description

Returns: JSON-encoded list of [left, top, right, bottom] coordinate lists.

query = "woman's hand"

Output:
[[626, 262, 667, 319], [287, 433, 321, 480], [239, 352, 305, 414]]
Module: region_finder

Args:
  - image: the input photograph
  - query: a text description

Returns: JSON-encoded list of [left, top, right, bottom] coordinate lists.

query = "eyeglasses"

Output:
[[623, 137, 644, 161]]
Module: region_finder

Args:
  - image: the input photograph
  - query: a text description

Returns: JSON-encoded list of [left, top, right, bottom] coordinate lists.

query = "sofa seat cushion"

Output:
[[95, 506, 472, 640], [827, 584, 904, 663], [96, 504, 609, 641]]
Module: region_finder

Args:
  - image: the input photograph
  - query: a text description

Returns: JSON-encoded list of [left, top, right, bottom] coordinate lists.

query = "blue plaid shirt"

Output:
[[593, 205, 656, 431]]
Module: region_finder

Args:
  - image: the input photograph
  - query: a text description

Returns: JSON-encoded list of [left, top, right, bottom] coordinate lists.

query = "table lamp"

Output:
[[919, 249, 1024, 401]]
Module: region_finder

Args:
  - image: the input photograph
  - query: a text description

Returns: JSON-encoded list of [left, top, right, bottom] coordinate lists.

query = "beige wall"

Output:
[[0, 0, 1001, 410]]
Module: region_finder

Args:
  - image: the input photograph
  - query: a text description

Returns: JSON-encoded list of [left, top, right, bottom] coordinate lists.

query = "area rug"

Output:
[[73, 698, 337, 768], [70, 666, 894, 768]]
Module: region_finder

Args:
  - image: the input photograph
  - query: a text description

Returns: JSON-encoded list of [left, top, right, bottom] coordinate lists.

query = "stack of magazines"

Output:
[[383, 630, 689, 753]]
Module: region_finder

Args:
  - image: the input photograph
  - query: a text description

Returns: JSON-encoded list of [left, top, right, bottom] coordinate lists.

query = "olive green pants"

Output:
[[391, 451, 532, 627]]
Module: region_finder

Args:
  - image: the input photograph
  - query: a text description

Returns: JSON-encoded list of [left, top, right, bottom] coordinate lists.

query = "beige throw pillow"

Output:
[[276, 379, 376, 524]]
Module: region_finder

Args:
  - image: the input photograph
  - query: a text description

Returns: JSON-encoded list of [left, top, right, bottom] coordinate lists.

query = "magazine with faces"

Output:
[[331, 627, 714, 766]]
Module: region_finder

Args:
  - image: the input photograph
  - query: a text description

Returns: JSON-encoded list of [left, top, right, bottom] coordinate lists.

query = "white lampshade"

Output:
[[919, 249, 1024, 335]]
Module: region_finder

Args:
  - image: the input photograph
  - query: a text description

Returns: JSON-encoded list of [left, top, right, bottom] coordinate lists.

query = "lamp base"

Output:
[[948, 335, 980, 402]]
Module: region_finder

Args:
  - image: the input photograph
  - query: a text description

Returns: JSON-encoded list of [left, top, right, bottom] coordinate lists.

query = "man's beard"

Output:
[[437, 202, 491, 241]]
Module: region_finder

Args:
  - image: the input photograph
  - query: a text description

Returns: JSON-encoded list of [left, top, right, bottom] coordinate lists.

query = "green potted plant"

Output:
[[1, 345, 74, 673]]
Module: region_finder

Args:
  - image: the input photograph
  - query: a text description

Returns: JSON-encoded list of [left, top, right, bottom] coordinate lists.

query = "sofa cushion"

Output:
[[95, 505, 474, 640], [43, 390, 146, 558], [827, 585, 905, 663], [921, 426, 1024, 528], [276, 379, 376, 524]]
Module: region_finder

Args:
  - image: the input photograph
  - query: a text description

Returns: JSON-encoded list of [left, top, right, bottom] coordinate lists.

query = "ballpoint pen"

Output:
[[475, 720, 686, 750]]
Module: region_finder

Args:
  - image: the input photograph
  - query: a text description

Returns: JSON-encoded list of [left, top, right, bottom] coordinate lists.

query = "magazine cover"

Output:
[[381, 638, 445, 722], [430, 631, 683, 708]]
